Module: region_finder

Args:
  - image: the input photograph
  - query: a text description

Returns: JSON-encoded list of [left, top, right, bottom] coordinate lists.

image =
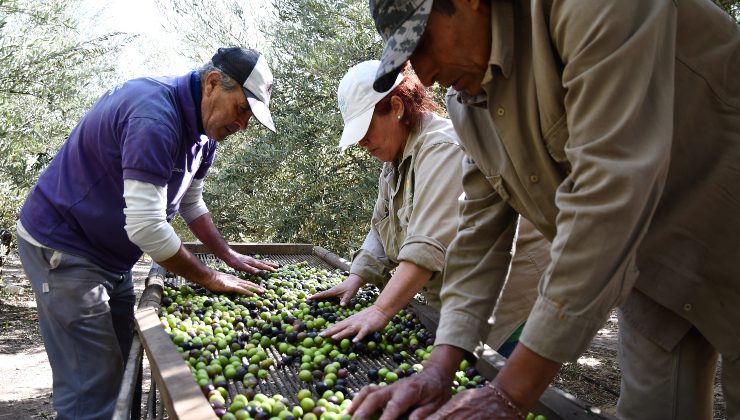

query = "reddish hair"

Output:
[[374, 62, 437, 133]]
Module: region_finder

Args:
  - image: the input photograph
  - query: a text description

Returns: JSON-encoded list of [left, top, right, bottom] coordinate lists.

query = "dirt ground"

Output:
[[0, 251, 728, 419], [0, 252, 153, 419]]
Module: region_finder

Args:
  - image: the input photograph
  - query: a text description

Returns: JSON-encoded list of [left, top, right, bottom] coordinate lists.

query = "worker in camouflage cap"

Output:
[[369, 0, 432, 92], [354, 0, 740, 419]]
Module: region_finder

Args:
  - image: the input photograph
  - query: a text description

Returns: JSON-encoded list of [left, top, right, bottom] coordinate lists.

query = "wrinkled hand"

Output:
[[200, 271, 265, 296], [319, 305, 391, 342], [308, 274, 365, 306], [223, 250, 278, 275], [349, 364, 453, 420], [428, 385, 525, 420]]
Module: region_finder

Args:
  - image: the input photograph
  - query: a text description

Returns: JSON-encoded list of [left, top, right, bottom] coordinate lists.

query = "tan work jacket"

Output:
[[437, 0, 740, 363], [350, 113, 463, 309], [353, 112, 547, 348]]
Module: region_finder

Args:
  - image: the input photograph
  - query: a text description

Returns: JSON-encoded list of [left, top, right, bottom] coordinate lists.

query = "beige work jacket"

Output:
[[350, 113, 463, 309], [438, 0, 740, 363]]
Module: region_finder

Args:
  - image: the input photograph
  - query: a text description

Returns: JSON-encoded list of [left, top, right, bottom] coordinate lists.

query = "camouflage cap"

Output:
[[369, 0, 432, 92]]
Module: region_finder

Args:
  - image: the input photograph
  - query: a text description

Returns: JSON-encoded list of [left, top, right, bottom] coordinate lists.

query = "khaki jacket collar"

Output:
[[454, 1, 514, 108], [381, 112, 433, 192], [485, 0, 515, 81]]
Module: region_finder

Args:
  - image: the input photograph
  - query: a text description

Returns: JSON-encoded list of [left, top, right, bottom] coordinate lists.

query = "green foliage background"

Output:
[[207, 0, 384, 256], [0, 0, 131, 241], [716, 0, 740, 21], [0, 0, 738, 261], [159, 0, 388, 258]]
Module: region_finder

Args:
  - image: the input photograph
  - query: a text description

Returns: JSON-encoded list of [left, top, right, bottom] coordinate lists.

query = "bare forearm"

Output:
[[186, 213, 232, 259], [493, 343, 561, 410], [155, 245, 214, 285], [374, 261, 432, 316]]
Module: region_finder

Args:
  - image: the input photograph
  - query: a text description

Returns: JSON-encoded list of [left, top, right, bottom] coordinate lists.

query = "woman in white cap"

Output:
[[310, 60, 463, 341], [311, 60, 550, 357]]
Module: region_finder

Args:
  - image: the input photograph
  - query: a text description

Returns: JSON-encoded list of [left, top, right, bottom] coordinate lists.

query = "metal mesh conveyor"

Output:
[[169, 251, 417, 407], [114, 243, 615, 420], [234, 347, 410, 407], [194, 253, 338, 273]]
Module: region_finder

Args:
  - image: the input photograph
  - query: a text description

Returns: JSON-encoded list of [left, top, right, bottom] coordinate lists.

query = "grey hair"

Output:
[[197, 61, 240, 91]]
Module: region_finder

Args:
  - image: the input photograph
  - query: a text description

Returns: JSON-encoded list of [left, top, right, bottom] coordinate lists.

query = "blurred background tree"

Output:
[[0, 0, 131, 258], [714, 0, 740, 22], [158, 0, 388, 258], [209, 0, 386, 256], [0, 0, 737, 262]]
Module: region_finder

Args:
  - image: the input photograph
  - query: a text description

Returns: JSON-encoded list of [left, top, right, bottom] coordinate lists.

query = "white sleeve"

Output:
[[123, 179, 181, 261], [179, 178, 210, 224]]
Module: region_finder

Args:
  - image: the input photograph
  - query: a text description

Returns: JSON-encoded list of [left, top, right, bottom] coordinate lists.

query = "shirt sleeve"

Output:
[[123, 179, 181, 261], [179, 177, 210, 224], [350, 173, 395, 286], [435, 155, 519, 354], [121, 117, 179, 187], [520, 0, 676, 362], [396, 141, 464, 273]]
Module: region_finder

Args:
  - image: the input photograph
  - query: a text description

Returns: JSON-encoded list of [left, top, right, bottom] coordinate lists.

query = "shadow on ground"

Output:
[[0, 394, 55, 419], [0, 301, 42, 354]]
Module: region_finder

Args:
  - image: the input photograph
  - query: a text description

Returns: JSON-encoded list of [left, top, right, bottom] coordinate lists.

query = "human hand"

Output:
[[319, 305, 392, 342], [200, 270, 265, 296], [223, 250, 278, 276], [428, 384, 525, 420], [349, 364, 453, 420], [308, 274, 365, 306]]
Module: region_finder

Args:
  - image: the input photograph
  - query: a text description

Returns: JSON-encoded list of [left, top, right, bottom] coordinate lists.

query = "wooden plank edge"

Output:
[[135, 307, 217, 420], [138, 273, 164, 311], [537, 383, 618, 420], [183, 242, 314, 255], [312, 246, 351, 271], [113, 264, 167, 419]]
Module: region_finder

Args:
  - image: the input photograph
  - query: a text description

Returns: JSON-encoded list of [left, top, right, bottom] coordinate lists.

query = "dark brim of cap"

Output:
[[244, 88, 276, 132], [373, 0, 432, 92], [373, 61, 404, 93]]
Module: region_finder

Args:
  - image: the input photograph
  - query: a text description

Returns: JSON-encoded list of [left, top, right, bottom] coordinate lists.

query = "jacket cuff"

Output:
[[434, 311, 485, 356], [349, 250, 389, 287], [397, 235, 446, 273], [519, 297, 605, 363]]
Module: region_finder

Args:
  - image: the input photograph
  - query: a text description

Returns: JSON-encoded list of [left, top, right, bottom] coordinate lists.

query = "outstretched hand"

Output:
[[200, 271, 265, 296], [308, 273, 365, 306], [349, 364, 453, 420], [319, 305, 392, 342], [223, 250, 278, 275]]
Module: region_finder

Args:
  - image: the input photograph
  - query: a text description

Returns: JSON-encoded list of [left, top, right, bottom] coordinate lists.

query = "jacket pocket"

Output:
[[485, 174, 511, 201], [396, 203, 412, 232], [543, 113, 569, 163], [375, 216, 400, 261]]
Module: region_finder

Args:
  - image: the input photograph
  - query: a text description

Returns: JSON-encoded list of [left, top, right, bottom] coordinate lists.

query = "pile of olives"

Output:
[[158, 260, 536, 419]]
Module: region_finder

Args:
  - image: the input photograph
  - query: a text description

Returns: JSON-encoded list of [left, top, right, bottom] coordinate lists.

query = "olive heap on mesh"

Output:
[[159, 261, 491, 420]]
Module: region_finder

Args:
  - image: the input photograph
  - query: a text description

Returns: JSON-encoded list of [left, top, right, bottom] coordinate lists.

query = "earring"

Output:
[[397, 115, 402, 120]]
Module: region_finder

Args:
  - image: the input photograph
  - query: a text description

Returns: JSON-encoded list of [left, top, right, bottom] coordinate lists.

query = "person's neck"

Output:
[[189, 72, 205, 136]]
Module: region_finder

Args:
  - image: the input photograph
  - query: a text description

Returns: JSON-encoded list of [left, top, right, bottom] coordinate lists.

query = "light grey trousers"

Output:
[[617, 307, 740, 420], [17, 235, 136, 420]]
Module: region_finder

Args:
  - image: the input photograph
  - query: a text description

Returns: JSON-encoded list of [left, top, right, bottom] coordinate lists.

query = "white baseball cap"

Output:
[[336, 60, 404, 150]]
